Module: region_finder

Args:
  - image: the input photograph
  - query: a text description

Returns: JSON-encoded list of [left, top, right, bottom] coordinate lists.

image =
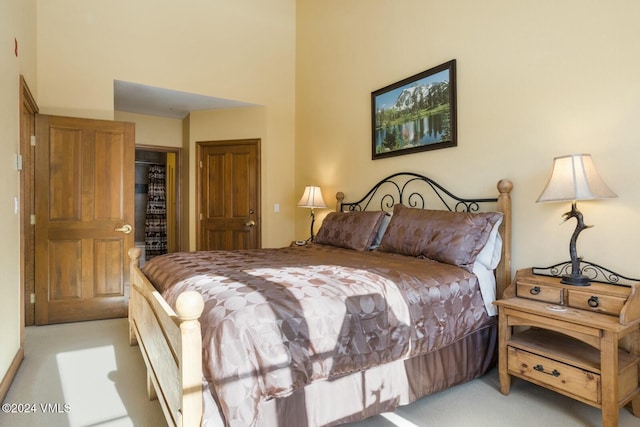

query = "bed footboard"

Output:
[[128, 248, 205, 427]]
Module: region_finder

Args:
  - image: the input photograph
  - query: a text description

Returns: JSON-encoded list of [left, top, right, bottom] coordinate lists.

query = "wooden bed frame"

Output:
[[128, 174, 513, 426]]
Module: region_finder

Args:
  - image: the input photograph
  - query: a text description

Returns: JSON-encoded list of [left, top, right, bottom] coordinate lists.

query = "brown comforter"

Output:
[[141, 244, 491, 426]]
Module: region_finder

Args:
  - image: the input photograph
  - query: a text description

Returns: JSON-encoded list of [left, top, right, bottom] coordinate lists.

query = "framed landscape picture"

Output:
[[372, 59, 457, 159]]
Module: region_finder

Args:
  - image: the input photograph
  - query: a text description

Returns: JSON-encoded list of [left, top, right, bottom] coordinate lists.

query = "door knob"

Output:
[[245, 220, 256, 228], [114, 224, 133, 234]]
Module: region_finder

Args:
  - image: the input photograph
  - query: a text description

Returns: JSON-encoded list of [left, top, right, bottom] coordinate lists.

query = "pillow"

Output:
[[474, 216, 503, 270], [369, 212, 392, 250], [378, 204, 503, 271], [315, 211, 386, 251]]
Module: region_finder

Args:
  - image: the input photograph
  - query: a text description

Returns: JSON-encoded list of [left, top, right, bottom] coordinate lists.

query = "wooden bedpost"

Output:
[[495, 179, 513, 299], [175, 291, 205, 427], [128, 247, 142, 346], [336, 191, 345, 212]]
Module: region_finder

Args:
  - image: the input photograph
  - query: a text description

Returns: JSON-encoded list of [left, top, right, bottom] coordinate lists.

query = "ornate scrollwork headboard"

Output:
[[336, 172, 499, 213]]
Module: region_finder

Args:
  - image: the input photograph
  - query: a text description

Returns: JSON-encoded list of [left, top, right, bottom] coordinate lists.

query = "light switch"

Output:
[[274, 203, 280, 213]]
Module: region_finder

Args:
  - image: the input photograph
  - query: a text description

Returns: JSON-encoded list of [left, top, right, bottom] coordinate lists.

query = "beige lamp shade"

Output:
[[537, 154, 617, 203], [297, 185, 327, 208]]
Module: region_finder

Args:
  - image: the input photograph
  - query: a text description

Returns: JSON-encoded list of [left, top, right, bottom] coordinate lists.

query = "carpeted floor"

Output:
[[1, 318, 637, 426]]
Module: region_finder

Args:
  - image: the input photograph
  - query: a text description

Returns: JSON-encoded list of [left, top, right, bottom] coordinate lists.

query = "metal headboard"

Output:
[[336, 172, 498, 213]]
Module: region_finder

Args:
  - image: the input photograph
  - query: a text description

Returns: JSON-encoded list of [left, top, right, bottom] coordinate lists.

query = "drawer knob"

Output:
[[530, 286, 541, 295], [587, 296, 599, 308], [533, 364, 560, 377]]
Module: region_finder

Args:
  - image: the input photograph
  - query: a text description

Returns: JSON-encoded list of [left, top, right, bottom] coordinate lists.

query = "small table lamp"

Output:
[[537, 154, 617, 285], [297, 185, 327, 241]]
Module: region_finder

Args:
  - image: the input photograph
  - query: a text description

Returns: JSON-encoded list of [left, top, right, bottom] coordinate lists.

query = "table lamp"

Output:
[[537, 154, 617, 285], [297, 185, 327, 241]]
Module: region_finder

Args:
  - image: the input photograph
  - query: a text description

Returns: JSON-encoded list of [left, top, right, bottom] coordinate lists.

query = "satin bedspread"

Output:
[[141, 244, 492, 426]]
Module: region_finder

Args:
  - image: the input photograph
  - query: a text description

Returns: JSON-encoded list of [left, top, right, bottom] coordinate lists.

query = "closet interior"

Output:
[[134, 148, 178, 266]]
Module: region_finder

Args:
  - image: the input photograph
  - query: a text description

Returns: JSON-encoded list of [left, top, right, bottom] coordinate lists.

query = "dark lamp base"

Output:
[[561, 274, 591, 286]]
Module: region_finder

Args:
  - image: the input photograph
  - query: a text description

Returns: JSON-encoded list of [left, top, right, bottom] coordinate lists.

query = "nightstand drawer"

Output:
[[516, 280, 562, 304], [507, 346, 600, 402], [566, 289, 627, 316]]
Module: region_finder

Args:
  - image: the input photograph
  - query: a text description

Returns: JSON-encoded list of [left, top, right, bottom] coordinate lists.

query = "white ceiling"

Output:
[[113, 80, 254, 119]]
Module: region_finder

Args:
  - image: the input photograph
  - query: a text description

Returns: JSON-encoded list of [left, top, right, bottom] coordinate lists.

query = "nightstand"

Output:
[[494, 269, 640, 427]]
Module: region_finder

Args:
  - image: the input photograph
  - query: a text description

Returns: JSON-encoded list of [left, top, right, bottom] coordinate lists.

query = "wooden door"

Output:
[[197, 139, 261, 250], [20, 76, 38, 327], [35, 115, 135, 325]]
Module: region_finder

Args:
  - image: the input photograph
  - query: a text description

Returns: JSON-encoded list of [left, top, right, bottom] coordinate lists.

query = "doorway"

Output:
[[135, 146, 182, 266]]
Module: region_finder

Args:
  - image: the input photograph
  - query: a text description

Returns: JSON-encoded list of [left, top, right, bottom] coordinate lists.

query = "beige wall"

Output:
[[0, 0, 37, 394], [37, 0, 297, 249], [114, 111, 183, 149], [296, 0, 640, 275]]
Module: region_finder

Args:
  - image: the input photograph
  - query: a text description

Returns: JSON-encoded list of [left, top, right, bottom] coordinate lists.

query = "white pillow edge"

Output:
[[475, 215, 503, 270]]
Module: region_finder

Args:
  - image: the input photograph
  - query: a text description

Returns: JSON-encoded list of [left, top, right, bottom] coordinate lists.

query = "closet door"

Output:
[[35, 115, 134, 324]]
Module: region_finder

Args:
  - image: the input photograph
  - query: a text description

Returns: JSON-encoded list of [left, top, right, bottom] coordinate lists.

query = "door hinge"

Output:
[[30, 135, 36, 146], [30, 214, 36, 225], [199, 160, 203, 168], [30, 293, 35, 304], [199, 213, 203, 220], [15, 154, 23, 171]]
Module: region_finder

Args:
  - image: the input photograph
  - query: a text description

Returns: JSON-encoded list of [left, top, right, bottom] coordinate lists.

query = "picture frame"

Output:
[[372, 59, 457, 160]]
